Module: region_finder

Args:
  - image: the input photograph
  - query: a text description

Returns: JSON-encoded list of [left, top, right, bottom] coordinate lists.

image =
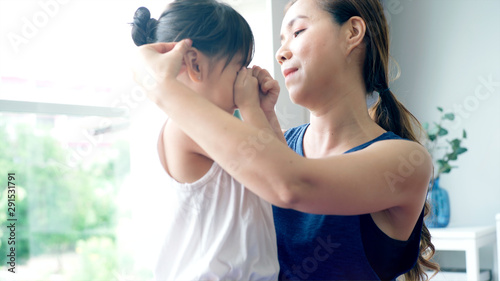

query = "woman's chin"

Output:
[[289, 91, 307, 106]]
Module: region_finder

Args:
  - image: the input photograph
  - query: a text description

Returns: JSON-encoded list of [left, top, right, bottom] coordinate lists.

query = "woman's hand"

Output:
[[132, 39, 193, 92]]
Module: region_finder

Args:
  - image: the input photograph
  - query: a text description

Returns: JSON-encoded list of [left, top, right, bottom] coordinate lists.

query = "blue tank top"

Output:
[[273, 124, 424, 281]]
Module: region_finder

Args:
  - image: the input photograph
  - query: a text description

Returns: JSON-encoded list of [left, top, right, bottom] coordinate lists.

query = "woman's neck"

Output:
[[304, 88, 385, 158]]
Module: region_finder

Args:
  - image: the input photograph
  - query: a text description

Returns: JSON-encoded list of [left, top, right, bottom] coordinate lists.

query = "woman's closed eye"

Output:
[[293, 29, 306, 37]]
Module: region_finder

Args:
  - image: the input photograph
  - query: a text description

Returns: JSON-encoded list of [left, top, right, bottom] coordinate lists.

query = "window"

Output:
[[0, 100, 153, 280]]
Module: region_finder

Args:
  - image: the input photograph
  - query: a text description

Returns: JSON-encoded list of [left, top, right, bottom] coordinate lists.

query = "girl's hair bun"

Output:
[[131, 7, 158, 46]]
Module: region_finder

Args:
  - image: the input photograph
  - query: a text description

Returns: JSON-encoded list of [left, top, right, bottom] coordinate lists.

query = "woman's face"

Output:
[[276, 0, 345, 107]]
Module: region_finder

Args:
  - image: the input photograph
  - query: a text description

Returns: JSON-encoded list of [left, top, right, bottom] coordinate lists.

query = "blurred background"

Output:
[[0, 0, 499, 280]]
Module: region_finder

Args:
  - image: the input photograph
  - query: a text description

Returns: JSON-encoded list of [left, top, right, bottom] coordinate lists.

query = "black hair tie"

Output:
[[379, 88, 391, 98]]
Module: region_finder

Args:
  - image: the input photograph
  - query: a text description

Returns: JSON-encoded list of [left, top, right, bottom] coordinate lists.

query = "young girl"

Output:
[[133, 0, 441, 280], [131, 1, 280, 280]]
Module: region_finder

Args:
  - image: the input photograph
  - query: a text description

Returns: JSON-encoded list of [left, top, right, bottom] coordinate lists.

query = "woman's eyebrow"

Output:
[[280, 15, 309, 42]]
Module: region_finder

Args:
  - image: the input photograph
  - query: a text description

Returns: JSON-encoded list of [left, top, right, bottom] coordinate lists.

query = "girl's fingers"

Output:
[[235, 67, 248, 88], [260, 78, 280, 95], [251, 65, 277, 93], [252, 65, 271, 81], [261, 79, 273, 93], [252, 65, 262, 77]]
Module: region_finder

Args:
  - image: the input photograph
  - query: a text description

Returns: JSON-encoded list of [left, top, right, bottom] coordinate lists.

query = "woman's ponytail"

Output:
[[371, 89, 422, 142]]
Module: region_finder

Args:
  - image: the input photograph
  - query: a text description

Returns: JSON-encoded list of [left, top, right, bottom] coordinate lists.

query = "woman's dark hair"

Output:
[[131, 0, 254, 68], [286, 0, 439, 280]]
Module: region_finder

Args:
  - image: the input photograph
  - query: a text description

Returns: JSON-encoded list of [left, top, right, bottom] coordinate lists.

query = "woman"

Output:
[[133, 0, 439, 279]]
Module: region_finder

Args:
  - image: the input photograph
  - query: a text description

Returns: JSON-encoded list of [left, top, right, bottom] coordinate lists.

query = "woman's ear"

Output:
[[184, 49, 203, 82], [345, 16, 367, 56]]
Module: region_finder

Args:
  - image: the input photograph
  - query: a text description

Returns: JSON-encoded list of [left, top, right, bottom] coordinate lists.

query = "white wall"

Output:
[[389, 0, 500, 227], [388, 0, 500, 275]]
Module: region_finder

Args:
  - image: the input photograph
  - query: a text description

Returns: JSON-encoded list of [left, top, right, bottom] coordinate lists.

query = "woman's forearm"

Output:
[[153, 79, 303, 206]]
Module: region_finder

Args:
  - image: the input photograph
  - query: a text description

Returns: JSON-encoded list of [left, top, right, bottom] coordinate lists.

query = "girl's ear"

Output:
[[184, 49, 203, 82], [345, 16, 367, 56]]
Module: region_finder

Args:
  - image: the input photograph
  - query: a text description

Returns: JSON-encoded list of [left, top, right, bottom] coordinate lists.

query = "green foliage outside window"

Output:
[[0, 115, 130, 280]]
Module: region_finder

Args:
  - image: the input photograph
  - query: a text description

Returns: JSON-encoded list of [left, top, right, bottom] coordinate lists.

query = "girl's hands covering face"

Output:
[[252, 66, 280, 114], [234, 66, 280, 113], [234, 67, 260, 110]]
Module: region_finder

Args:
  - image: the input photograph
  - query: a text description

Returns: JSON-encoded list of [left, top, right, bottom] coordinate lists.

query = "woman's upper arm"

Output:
[[286, 140, 432, 215]]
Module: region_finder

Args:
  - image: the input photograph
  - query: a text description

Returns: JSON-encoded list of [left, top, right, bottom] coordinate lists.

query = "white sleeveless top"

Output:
[[154, 124, 279, 281]]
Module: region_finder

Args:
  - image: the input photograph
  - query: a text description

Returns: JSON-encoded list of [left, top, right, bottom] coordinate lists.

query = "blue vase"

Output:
[[425, 177, 450, 228]]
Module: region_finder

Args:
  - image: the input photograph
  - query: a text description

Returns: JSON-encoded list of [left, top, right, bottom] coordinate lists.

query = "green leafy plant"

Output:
[[423, 107, 468, 179]]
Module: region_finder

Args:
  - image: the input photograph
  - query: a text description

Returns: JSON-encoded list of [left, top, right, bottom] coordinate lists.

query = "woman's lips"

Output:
[[283, 68, 298, 78]]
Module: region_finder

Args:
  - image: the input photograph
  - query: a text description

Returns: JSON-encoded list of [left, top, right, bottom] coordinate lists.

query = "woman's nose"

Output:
[[275, 45, 292, 65]]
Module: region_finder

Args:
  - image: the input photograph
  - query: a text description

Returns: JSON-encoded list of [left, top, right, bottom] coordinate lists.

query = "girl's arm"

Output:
[[135, 41, 432, 215], [250, 66, 287, 144], [235, 66, 286, 144]]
